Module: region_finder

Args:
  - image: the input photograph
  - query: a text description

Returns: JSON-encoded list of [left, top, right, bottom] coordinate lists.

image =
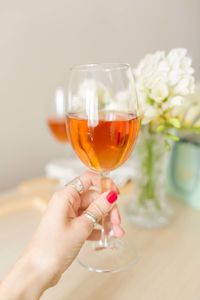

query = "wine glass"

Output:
[[46, 88, 80, 186], [66, 63, 140, 272], [47, 88, 69, 143]]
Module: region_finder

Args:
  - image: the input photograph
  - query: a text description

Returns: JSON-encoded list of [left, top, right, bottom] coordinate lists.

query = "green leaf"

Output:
[[167, 118, 181, 129], [147, 98, 154, 106], [156, 124, 165, 133], [166, 133, 180, 142]]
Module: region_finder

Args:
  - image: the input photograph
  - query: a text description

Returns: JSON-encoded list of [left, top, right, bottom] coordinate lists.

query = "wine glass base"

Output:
[[77, 236, 139, 273]]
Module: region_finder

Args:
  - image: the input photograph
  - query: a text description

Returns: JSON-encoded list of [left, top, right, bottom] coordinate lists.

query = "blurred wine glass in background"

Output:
[[46, 88, 83, 185], [47, 88, 68, 144]]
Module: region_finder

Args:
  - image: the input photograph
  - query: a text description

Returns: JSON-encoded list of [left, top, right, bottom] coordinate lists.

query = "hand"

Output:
[[27, 171, 123, 283], [0, 172, 124, 299]]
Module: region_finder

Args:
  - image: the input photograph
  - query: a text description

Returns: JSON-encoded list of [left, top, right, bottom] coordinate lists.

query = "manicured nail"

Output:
[[106, 191, 118, 204]]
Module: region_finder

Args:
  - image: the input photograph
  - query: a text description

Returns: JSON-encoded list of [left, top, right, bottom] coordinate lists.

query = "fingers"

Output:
[[80, 190, 99, 210], [50, 172, 101, 208], [79, 171, 120, 194], [110, 205, 121, 225], [84, 191, 118, 223], [54, 171, 119, 211], [73, 191, 118, 239], [112, 224, 125, 237], [80, 191, 121, 230], [79, 171, 101, 192], [49, 171, 120, 229]]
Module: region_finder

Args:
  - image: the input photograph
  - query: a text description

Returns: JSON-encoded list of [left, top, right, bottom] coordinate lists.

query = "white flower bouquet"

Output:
[[127, 48, 199, 228], [133, 48, 198, 144]]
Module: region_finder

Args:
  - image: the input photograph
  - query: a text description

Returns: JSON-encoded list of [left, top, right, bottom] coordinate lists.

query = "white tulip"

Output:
[[167, 48, 187, 66], [134, 48, 195, 125], [142, 106, 160, 125], [149, 78, 169, 103], [163, 96, 184, 110], [135, 51, 165, 78], [174, 76, 195, 95]]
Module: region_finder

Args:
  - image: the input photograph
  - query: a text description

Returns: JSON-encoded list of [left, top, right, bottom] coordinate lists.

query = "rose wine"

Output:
[[48, 117, 68, 143], [66, 112, 140, 171]]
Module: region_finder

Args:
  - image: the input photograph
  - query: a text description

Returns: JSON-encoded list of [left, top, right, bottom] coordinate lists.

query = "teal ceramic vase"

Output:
[[168, 135, 200, 209]]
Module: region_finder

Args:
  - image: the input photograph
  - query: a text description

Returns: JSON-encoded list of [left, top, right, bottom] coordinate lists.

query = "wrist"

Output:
[[21, 251, 60, 292], [1, 253, 58, 300]]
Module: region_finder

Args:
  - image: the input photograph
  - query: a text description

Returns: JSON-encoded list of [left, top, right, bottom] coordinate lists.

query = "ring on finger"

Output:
[[65, 177, 85, 195], [83, 211, 98, 226]]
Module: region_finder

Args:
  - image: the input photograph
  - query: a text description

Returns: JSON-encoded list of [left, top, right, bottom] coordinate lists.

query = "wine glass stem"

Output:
[[100, 171, 112, 248]]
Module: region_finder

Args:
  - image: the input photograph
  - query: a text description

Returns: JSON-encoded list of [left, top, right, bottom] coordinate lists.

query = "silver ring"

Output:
[[65, 177, 85, 195], [84, 211, 97, 226]]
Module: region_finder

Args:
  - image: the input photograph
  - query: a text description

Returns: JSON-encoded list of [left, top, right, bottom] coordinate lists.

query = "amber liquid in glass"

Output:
[[66, 112, 140, 171], [48, 117, 68, 143]]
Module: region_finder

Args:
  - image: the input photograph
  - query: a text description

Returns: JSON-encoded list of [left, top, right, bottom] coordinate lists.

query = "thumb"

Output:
[[74, 191, 118, 239]]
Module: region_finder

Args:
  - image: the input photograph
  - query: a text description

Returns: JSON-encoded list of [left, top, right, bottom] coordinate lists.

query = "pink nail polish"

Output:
[[106, 191, 118, 204]]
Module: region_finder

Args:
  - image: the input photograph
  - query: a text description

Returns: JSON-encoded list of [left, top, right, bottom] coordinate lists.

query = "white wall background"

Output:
[[0, 0, 200, 191]]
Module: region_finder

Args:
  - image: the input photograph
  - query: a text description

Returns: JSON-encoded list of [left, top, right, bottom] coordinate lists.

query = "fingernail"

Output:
[[106, 191, 118, 204]]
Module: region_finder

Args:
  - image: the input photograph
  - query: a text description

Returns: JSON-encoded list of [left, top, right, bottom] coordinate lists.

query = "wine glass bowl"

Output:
[[66, 63, 140, 272], [47, 88, 69, 143], [48, 117, 68, 143], [67, 112, 139, 172]]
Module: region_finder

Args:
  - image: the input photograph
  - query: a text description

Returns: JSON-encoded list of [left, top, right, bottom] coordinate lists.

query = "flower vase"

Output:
[[126, 126, 173, 229]]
